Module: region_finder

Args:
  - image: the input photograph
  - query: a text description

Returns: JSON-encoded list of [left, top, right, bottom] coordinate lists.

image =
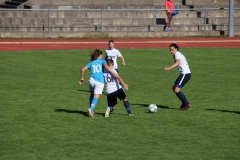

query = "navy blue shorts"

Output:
[[174, 73, 191, 88], [107, 88, 126, 107]]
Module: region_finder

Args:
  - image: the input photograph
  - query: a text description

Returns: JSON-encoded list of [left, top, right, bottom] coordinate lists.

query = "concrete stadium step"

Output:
[[0, 4, 17, 8], [4, 1, 22, 6], [12, 0, 28, 2]]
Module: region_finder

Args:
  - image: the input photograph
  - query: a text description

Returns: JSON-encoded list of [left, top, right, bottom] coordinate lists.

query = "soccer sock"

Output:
[[90, 98, 98, 111], [123, 100, 132, 114], [176, 91, 189, 106], [109, 106, 114, 112], [89, 94, 93, 106]]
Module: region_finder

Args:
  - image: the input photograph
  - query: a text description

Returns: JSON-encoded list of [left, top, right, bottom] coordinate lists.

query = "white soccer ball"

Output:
[[148, 104, 157, 113]]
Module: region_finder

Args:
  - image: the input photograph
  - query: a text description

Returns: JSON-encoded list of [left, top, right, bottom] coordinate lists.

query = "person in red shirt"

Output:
[[165, 0, 174, 31]]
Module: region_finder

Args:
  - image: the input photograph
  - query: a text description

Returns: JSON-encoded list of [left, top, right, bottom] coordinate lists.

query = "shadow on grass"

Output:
[[77, 89, 91, 93], [54, 109, 105, 117], [130, 103, 175, 110], [55, 109, 89, 117], [206, 109, 240, 115]]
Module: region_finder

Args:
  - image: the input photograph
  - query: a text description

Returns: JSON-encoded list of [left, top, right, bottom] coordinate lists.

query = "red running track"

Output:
[[0, 37, 239, 51]]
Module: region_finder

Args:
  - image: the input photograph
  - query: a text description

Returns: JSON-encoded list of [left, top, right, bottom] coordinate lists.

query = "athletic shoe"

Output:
[[165, 28, 170, 31], [128, 113, 134, 116], [181, 103, 192, 111], [178, 104, 185, 110], [179, 103, 192, 110], [165, 28, 173, 32], [105, 107, 110, 117], [88, 108, 94, 118]]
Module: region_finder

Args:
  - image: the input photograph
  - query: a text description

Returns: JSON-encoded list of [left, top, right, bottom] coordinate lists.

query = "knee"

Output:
[[172, 87, 180, 93]]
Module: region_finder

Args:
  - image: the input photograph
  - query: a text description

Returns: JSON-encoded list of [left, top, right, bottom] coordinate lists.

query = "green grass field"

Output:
[[0, 48, 239, 160]]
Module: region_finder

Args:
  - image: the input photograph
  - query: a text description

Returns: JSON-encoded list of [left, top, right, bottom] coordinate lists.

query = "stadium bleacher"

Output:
[[0, 0, 239, 38]]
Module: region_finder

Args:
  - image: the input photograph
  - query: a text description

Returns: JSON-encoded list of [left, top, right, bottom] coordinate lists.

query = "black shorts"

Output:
[[174, 73, 191, 88], [107, 88, 126, 107]]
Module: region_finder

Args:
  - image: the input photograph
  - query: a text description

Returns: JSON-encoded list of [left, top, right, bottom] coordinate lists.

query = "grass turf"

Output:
[[0, 48, 239, 160]]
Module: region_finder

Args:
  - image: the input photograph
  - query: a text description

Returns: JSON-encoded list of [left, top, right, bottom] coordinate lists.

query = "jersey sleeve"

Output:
[[175, 52, 181, 60], [86, 62, 91, 69], [116, 49, 122, 57], [102, 59, 107, 64]]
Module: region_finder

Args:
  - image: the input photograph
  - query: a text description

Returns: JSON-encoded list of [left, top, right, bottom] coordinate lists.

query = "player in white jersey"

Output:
[[103, 59, 133, 117], [105, 40, 126, 73], [164, 43, 192, 110], [79, 49, 119, 118]]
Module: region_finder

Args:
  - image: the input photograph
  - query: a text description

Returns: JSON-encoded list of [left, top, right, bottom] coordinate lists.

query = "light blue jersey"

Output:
[[86, 58, 107, 84]]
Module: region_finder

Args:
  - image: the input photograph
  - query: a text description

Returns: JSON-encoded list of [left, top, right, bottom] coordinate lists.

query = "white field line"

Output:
[[0, 40, 240, 45]]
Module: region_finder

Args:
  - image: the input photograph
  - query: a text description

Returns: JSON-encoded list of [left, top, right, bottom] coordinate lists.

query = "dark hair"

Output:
[[108, 40, 114, 44], [90, 49, 102, 61], [169, 43, 179, 51], [106, 59, 114, 66]]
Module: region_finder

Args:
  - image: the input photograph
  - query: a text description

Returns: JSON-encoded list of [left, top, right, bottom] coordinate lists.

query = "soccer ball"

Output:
[[148, 104, 157, 113]]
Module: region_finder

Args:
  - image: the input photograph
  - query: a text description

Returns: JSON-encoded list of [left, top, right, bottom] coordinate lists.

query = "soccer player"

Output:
[[164, 43, 192, 110], [103, 59, 133, 117], [79, 49, 119, 118], [105, 40, 126, 73]]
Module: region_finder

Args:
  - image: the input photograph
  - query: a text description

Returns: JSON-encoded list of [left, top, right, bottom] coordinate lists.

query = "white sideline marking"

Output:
[[0, 40, 239, 44]]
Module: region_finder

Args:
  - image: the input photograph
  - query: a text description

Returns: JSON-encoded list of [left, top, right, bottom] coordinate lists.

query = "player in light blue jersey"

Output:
[[164, 43, 192, 111], [79, 49, 119, 118]]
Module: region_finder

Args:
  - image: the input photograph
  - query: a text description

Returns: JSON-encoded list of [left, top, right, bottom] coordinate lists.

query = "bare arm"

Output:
[[79, 66, 88, 84], [103, 63, 128, 90], [116, 75, 129, 90], [164, 59, 180, 71], [120, 56, 126, 66], [103, 63, 118, 78]]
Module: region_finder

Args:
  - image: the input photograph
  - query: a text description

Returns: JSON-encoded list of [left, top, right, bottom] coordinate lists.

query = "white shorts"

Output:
[[88, 77, 104, 95]]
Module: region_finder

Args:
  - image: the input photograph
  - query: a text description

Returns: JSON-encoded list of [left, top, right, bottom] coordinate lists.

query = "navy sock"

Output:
[[123, 100, 132, 114], [176, 91, 189, 106], [109, 106, 114, 112]]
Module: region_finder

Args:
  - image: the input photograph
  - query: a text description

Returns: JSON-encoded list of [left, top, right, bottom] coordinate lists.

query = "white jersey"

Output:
[[103, 69, 122, 94], [105, 48, 122, 69], [174, 51, 191, 74]]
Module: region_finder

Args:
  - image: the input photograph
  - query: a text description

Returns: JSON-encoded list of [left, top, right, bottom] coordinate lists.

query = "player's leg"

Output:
[[165, 13, 173, 31], [88, 79, 94, 106], [118, 89, 133, 116], [105, 91, 118, 117], [173, 74, 191, 110], [88, 78, 104, 117]]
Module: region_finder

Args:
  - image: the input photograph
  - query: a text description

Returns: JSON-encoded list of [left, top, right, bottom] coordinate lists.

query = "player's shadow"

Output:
[[130, 103, 175, 110], [54, 109, 105, 117], [54, 109, 89, 117], [206, 109, 240, 115], [77, 89, 91, 93]]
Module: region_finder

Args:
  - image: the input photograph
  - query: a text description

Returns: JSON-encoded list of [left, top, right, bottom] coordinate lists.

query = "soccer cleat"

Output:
[[178, 104, 185, 110], [188, 103, 192, 108], [88, 108, 94, 118], [179, 103, 192, 110], [128, 113, 134, 116], [181, 104, 192, 111], [105, 107, 110, 117]]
